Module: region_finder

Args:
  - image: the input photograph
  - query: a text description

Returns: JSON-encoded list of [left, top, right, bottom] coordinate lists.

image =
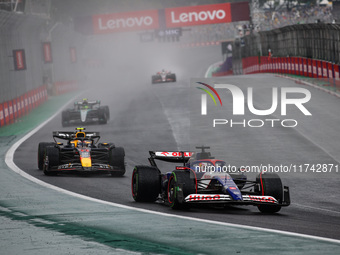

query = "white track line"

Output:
[[204, 61, 223, 78], [4, 93, 340, 246]]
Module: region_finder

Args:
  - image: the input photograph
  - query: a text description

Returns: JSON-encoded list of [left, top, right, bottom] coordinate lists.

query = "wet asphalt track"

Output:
[[14, 46, 340, 240]]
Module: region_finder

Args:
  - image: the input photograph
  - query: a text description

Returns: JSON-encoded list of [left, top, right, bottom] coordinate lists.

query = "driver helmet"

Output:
[[84, 141, 92, 147], [69, 140, 82, 147]]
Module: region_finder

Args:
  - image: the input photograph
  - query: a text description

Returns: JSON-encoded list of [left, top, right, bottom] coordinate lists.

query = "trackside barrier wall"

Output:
[[0, 85, 48, 128], [0, 11, 45, 103], [232, 24, 340, 80], [0, 9, 84, 129], [237, 56, 340, 90], [212, 70, 233, 77]]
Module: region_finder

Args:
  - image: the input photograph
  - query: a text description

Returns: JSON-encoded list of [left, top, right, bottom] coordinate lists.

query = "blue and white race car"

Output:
[[62, 99, 110, 127], [132, 146, 290, 213]]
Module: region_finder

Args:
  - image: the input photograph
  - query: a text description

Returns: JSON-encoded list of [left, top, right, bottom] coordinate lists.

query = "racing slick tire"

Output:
[[104, 106, 110, 121], [44, 146, 60, 176], [131, 166, 161, 202], [98, 108, 108, 124], [109, 147, 125, 176], [38, 142, 55, 170], [169, 74, 176, 82], [61, 110, 70, 127], [168, 170, 196, 210], [151, 75, 159, 84], [256, 172, 283, 213]]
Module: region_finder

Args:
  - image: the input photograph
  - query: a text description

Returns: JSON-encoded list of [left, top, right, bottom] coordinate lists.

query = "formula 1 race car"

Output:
[[61, 98, 110, 127], [38, 128, 125, 176], [132, 147, 290, 213], [152, 70, 176, 84]]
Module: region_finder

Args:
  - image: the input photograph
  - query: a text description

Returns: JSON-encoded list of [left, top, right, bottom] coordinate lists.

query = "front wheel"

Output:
[[168, 170, 196, 210], [61, 111, 70, 127], [38, 142, 55, 170], [104, 106, 110, 121], [256, 172, 283, 213], [43, 146, 60, 176], [98, 107, 108, 124]]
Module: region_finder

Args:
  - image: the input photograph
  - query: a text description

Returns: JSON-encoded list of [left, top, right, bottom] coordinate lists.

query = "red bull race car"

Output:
[[38, 128, 125, 176], [61, 98, 110, 127], [132, 146, 290, 213], [152, 70, 176, 84]]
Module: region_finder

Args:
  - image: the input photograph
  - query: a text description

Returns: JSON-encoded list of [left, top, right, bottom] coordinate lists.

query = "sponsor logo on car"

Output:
[[186, 194, 233, 202], [155, 151, 193, 157], [246, 195, 277, 203]]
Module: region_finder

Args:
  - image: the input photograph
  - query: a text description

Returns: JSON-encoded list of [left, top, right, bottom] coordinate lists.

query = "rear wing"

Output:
[[148, 151, 194, 166], [75, 100, 100, 106], [52, 131, 100, 140]]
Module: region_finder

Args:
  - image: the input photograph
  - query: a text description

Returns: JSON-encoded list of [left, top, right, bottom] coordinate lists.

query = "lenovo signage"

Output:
[[13, 49, 26, 71], [86, 2, 250, 35], [165, 3, 231, 28], [92, 9, 159, 34]]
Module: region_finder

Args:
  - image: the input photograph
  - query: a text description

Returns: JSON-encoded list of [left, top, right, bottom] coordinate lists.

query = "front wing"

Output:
[[46, 163, 122, 174], [67, 110, 101, 122], [152, 76, 176, 83], [181, 187, 290, 207]]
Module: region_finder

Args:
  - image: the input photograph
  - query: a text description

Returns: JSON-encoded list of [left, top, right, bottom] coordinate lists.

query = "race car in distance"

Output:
[[132, 146, 290, 213], [38, 128, 125, 176], [152, 69, 176, 84], [61, 98, 110, 127]]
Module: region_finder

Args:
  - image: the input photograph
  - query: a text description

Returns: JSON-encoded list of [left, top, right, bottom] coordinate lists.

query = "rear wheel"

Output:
[[38, 142, 55, 170], [171, 74, 176, 82], [104, 106, 110, 121], [132, 166, 161, 202], [109, 147, 125, 176], [61, 111, 70, 127], [151, 75, 159, 84], [98, 108, 107, 124], [256, 172, 283, 213], [168, 170, 196, 209], [44, 146, 60, 176]]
